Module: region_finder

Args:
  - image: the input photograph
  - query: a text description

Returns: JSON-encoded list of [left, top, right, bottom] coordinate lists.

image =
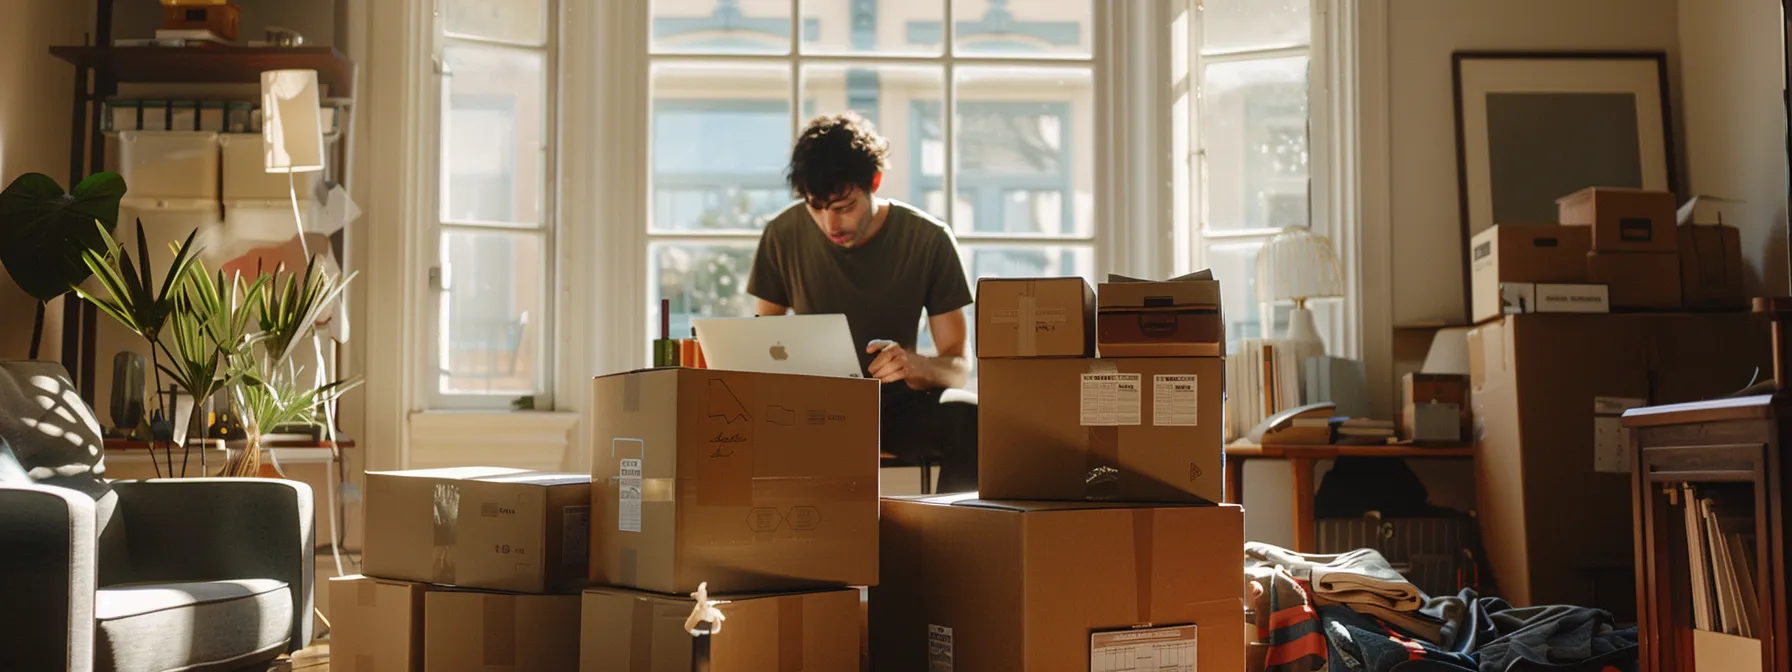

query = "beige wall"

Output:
[[1385, 0, 1683, 328], [1679, 0, 1788, 297], [0, 0, 87, 361]]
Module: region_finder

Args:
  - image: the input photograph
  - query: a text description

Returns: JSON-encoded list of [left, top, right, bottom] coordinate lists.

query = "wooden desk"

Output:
[[1224, 442, 1474, 552]]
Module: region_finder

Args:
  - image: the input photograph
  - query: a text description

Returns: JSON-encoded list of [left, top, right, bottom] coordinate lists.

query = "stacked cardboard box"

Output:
[[582, 367, 881, 669], [1558, 187, 1683, 311], [332, 467, 594, 671], [870, 275, 1244, 672]]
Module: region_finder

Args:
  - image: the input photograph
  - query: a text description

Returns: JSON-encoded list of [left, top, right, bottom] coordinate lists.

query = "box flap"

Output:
[[1096, 277, 1222, 310], [1106, 270, 1213, 283], [1677, 195, 1744, 226], [953, 498, 1219, 513]]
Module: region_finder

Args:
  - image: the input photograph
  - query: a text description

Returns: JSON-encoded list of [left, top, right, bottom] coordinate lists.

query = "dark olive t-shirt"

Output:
[[746, 200, 974, 376]]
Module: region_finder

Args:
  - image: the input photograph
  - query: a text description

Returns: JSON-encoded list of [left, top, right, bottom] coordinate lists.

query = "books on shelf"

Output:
[[1682, 484, 1759, 637]]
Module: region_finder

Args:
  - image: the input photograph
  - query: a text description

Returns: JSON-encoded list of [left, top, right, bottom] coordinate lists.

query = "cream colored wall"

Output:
[[1679, 0, 1789, 296], [1385, 0, 1683, 328], [0, 0, 88, 362]]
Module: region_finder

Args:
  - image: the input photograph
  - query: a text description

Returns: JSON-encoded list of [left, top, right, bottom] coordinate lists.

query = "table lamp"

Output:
[[1255, 226, 1343, 355]]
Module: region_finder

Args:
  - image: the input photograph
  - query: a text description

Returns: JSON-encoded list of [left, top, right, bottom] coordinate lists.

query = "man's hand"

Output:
[[866, 340, 929, 390]]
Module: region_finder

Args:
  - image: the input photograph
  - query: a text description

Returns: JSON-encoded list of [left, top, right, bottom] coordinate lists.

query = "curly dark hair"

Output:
[[786, 112, 891, 205]]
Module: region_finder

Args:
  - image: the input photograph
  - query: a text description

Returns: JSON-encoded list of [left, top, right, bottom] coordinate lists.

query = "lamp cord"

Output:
[[287, 168, 347, 580]]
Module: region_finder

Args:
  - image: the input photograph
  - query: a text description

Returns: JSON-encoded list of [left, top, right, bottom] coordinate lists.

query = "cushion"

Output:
[[0, 361, 108, 498], [95, 578, 292, 672]]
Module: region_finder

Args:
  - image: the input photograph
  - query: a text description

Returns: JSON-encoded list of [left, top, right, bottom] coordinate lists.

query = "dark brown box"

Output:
[[1096, 274, 1225, 357], [871, 497, 1245, 672], [1586, 251, 1681, 310], [1466, 313, 1768, 618], [1468, 224, 1593, 324], [1401, 372, 1469, 441], [975, 277, 1095, 359], [1678, 224, 1746, 310], [1556, 188, 1678, 254]]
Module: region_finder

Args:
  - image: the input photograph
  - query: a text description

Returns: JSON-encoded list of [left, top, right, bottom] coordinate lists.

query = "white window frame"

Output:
[[420, 0, 561, 411], [1170, 0, 1354, 357]]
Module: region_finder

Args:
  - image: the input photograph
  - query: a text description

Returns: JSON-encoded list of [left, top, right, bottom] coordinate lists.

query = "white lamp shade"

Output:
[[1256, 226, 1344, 303], [261, 69, 326, 174]]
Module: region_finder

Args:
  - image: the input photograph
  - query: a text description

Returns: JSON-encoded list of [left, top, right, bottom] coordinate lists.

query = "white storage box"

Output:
[[219, 133, 321, 202], [223, 199, 324, 246], [117, 131, 221, 202]]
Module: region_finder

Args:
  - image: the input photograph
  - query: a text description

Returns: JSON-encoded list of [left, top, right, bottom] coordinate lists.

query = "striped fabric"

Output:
[[1249, 565, 1328, 672]]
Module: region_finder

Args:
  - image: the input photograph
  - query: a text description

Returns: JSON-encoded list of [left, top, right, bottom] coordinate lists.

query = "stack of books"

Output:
[[1681, 484, 1760, 637]]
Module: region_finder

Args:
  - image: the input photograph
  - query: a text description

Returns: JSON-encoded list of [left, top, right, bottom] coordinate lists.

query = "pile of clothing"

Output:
[[1245, 543, 1638, 672]]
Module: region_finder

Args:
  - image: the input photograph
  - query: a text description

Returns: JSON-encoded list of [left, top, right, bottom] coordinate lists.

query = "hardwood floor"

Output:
[[266, 641, 330, 671]]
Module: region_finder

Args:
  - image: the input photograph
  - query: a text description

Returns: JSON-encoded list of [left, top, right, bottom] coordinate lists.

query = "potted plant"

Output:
[[0, 172, 126, 359], [223, 257, 359, 477]]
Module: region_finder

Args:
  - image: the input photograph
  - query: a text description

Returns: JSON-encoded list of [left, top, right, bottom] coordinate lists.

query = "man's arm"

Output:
[[755, 299, 790, 316], [867, 308, 970, 390]]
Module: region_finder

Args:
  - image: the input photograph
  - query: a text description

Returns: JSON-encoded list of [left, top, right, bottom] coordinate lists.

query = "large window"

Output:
[[647, 0, 1096, 360], [428, 0, 555, 407], [1172, 0, 1331, 350]]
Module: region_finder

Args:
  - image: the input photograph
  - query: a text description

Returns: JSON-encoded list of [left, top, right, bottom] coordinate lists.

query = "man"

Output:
[[746, 112, 979, 493]]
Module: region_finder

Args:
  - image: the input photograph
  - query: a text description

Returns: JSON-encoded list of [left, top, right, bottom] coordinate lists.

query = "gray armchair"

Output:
[[0, 362, 314, 672]]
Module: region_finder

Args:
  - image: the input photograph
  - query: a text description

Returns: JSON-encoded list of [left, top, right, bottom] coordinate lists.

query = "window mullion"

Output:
[[943, 0, 958, 236]]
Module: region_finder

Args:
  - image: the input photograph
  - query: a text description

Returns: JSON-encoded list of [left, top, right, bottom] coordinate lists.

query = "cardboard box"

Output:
[[363, 467, 592, 594], [1679, 224, 1746, 310], [589, 368, 880, 595], [1497, 283, 1610, 316], [1586, 251, 1681, 310], [871, 497, 1245, 672], [1401, 372, 1468, 442], [1096, 273, 1225, 357], [1467, 313, 1769, 618], [579, 586, 861, 671], [1556, 187, 1678, 253], [978, 357, 1225, 503], [327, 576, 426, 672], [975, 277, 1095, 358], [1468, 224, 1593, 323], [423, 589, 580, 672]]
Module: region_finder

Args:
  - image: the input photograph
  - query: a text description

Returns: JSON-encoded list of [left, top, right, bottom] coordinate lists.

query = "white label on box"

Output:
[[1593, 397, 1646, 474], [1534, 283, 1610, 313], [618, 458, 642, 533], [1081, 373, 1142, 426], [928, 625, 954, 672], [1153, 375, 1200, 426], [1091, 625, 1197, 672]]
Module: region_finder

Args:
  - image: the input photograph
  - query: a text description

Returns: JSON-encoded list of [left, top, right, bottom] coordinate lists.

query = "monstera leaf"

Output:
[[0, 172, 126, 301]]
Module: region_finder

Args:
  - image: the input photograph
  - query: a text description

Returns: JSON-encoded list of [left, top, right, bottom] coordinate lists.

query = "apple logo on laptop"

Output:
[[769, 343, 789, 361]]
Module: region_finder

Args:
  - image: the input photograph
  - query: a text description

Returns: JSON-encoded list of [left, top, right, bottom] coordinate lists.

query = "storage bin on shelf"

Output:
[[116, 131, 221, 202]]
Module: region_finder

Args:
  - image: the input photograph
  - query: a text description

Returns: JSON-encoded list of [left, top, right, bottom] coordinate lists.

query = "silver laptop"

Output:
[[692, 314, 866, 379]]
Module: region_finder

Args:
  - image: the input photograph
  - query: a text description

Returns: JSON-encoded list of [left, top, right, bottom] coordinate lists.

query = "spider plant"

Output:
[[224, 359, 361, 477], [255, 256, 356, 367], [156, 260, 265, 475], [69, 222, 199, 477]]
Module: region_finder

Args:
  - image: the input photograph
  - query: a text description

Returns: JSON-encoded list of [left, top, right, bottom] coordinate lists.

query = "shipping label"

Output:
[[1153, 375, 1200, 426], [928, 625, 954, 672], [1593, 396, 1646, 474], [1091, 624, 1197, 672], [619, 458, 642, 533], [1081, 373, 1143, 426]]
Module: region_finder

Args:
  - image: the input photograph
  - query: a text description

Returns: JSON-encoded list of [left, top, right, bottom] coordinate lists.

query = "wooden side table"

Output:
[[1224, 443, 1474, 552]]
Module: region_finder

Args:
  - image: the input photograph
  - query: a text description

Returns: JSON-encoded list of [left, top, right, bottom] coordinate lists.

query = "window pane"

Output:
[[651, 63, 792, 232], [446, 0, 547, 45], [441, 45, 546, 226], [649, 242, 760, 346], [652, 0, 792, 55], [953, 67, 1094, 237], [952, 0, 1092, 59], [800, 0, 945, 56], [1200, 0, 1310, 54], [800, 64, 944, 213], [438, 230, 545, 395], [1207, 240, 1273, 350], [1200, 57, 1308, 232]]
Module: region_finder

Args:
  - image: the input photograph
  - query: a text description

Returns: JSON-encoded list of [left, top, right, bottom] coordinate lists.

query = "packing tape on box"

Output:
[[1017, 291, 1038, 357], [778, 594, 806, 672], [630, 597, 654, 672], [483, 594, 517, 666], [1132, 509, 1156, 623], [431, 483, 460, 585], [357, 579, 378, 607]]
